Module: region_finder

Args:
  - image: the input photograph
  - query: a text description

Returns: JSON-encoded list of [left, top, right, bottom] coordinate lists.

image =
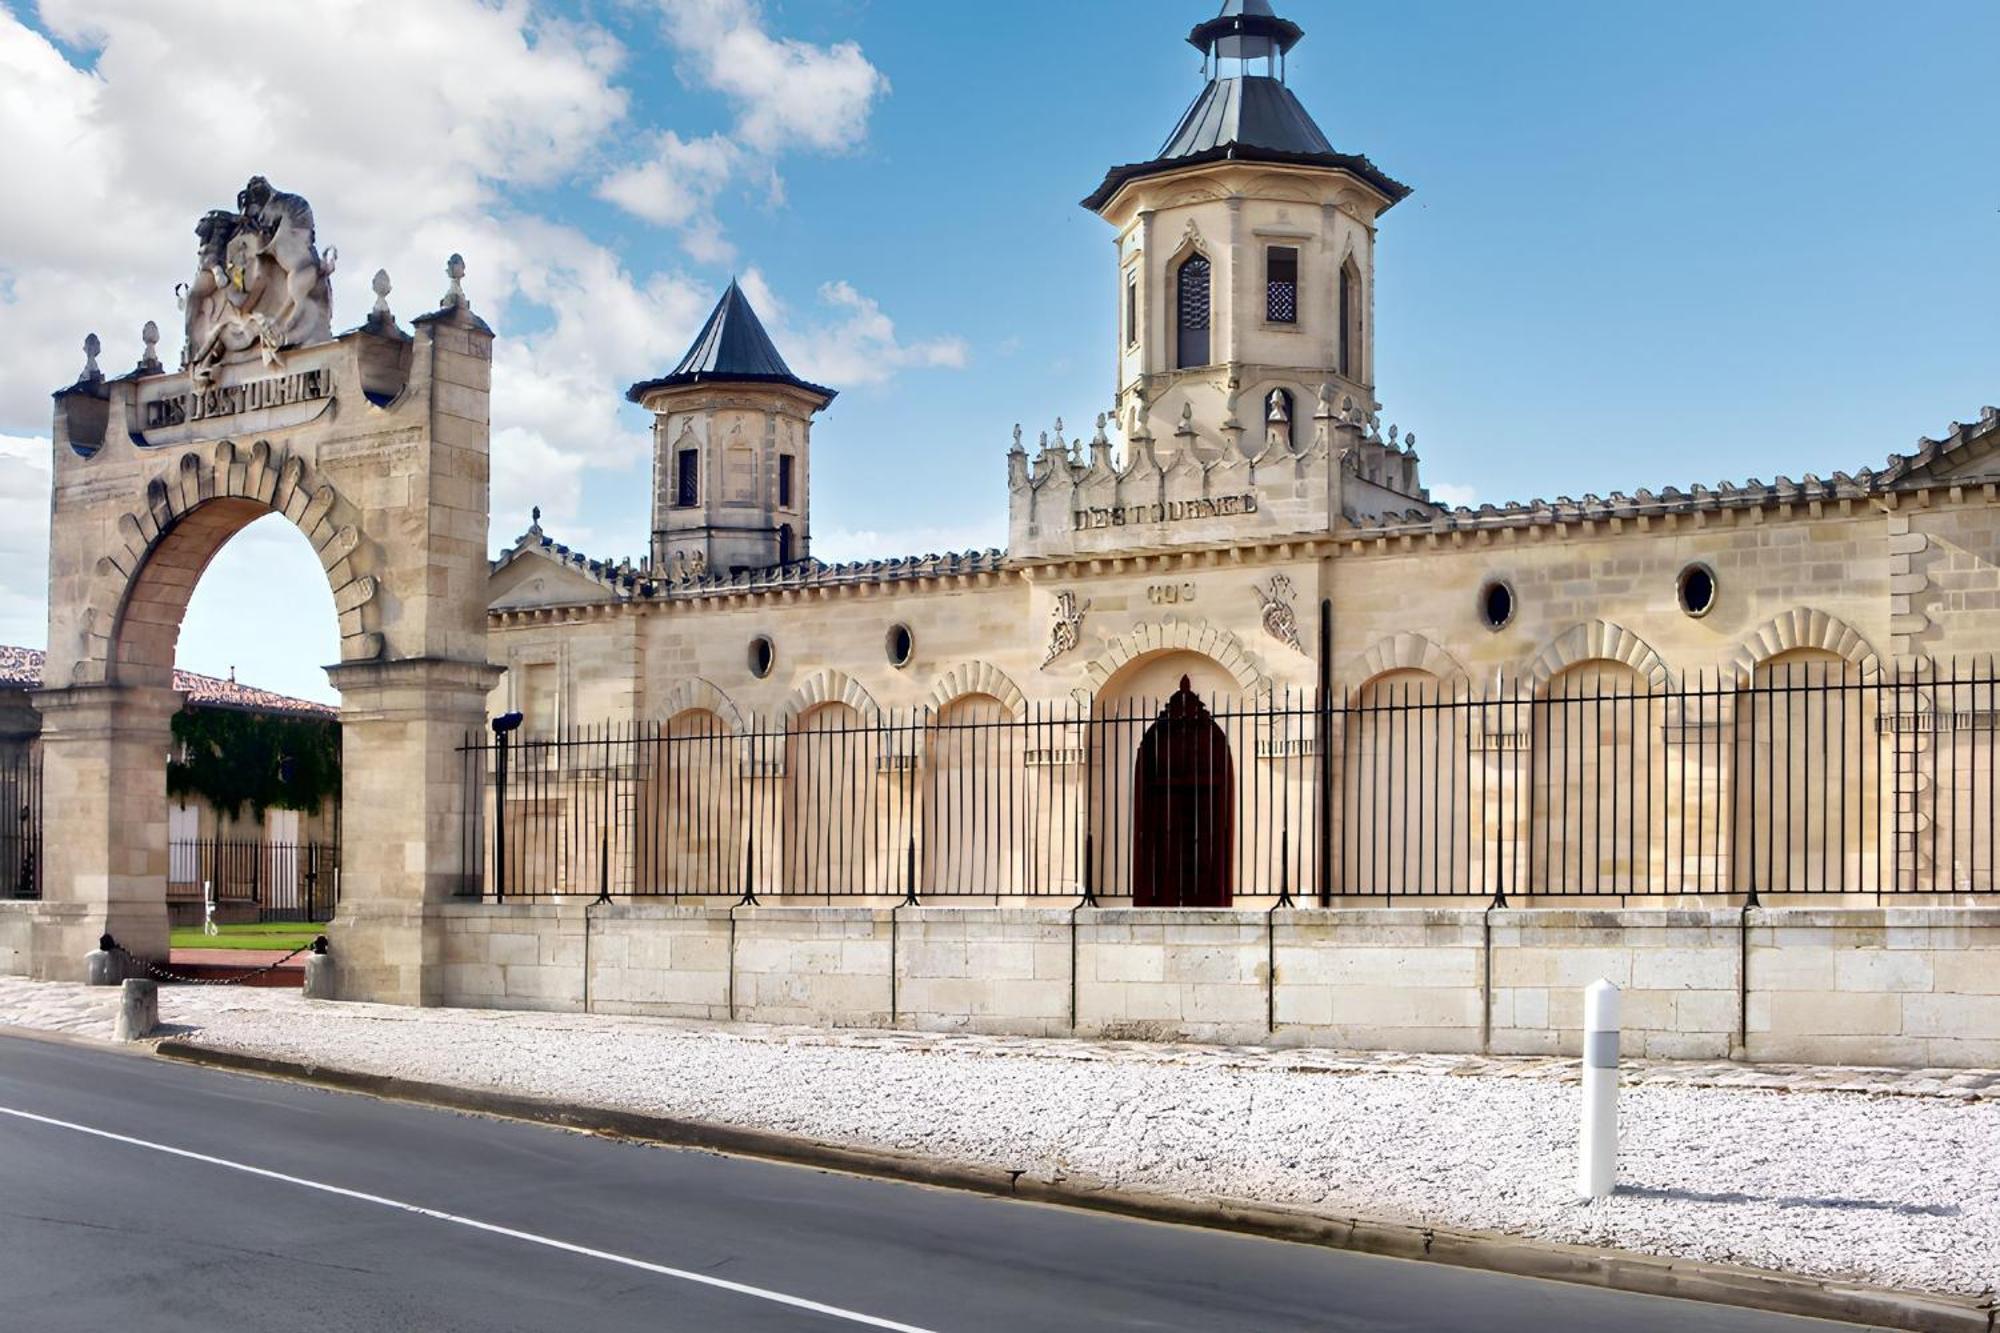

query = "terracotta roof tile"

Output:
[[0, 646, 334, 717]]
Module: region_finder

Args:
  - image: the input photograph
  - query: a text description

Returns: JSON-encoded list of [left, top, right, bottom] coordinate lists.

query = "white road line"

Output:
[[0, 1104, 940, 1333]]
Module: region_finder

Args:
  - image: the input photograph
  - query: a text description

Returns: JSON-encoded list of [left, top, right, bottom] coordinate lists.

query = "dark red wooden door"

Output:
[[1132, 678, 1233, 907]]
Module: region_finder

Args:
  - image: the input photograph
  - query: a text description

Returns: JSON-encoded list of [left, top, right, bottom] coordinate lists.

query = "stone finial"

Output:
[[136, 320, 162, 373], [1053, 416, 1065, 446], [80, 332, 101, 381], [1010, 423, 1024, 454], [372, 268, 393, 317], [1177, 402, 1195, 435], [531, 505, 542, 527], [441, 253, 467, 309], [1405, 431, 1418, 451], [1092, 412, 1108, 445]]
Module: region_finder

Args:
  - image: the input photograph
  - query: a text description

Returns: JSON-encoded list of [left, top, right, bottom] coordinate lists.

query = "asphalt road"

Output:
[[0, 1033, 1863, 1332]]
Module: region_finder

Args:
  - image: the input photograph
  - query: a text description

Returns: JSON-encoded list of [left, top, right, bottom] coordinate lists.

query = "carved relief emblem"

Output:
[[1256, 573, 1303, 652], [1041, 590, 1090, 669], [176, 176, 337, 385]]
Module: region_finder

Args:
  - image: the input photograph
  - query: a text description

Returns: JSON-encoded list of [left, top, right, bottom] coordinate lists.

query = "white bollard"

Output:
[[85, 937, 121, 986], [302, 949, 334, 1000], [1577, 978, 1621, 1200]]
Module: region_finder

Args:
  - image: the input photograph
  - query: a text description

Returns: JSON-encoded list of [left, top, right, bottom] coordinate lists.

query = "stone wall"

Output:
[[1747, 909, 2000, 1068], [421, 903, 2000, 1069], [0, 902, 33, 977]]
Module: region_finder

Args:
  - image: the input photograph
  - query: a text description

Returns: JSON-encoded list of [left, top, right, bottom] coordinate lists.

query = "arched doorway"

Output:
[[1132, 676, 1234, 907]]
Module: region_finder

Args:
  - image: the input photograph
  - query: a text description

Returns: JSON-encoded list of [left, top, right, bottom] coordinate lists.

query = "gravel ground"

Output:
[[3, 977, 1995, 1299]]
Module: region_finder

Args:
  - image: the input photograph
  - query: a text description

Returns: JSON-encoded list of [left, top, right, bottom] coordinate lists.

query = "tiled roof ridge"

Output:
[[0, 645, 335, 716], [1350, 406, 2000, 537], [492, 523, 1010, 603]]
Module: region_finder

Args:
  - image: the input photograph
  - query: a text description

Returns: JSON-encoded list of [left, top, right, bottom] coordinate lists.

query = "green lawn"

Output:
[[169, 921, 325, 952]]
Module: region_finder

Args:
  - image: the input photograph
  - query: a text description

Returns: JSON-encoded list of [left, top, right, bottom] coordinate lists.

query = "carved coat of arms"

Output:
[[176, 176, 337, 385], [1041, 590, 1090, 669], [1256, 573, 1303, 652]]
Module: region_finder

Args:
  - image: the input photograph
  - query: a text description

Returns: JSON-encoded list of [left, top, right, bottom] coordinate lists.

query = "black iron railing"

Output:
[[458, 659, 2000, 905], [167, 838, 340, 922], [1, 748, 39, 900]]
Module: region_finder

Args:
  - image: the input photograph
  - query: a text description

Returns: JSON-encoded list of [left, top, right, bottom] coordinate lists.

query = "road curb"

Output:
[[153, 1039, 1995, 1333]]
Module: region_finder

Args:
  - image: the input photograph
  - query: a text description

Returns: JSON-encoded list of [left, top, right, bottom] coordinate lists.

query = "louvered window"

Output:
[[1265, 247, 1298, 323], [1176, 254, 1211, 368], [676, 448, 698, 507]]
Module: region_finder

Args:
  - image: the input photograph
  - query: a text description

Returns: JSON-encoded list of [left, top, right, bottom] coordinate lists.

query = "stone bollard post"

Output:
[[302, 937, 334, 1000], [86, 934, 121, 986], [1576, 978, 1621, 1199], [115, 977, 158, 1041]]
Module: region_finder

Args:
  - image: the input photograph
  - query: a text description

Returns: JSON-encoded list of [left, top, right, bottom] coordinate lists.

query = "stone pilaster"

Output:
[[28, 684, 182, 979], [325, 655, 502, 1005]]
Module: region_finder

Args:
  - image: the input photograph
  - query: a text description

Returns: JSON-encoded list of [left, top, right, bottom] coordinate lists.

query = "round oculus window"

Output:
[[1677, 562, 1718, 618], [748, 635, 775, 679], [886, 624, 914, 669], [1478, 579, 1516, 632]]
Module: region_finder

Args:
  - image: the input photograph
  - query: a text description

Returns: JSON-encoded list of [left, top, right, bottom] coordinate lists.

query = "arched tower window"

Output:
[[1338, 260, 1361, 380], [1176, 253, 1212, 369], [777, 523, 795, 566]]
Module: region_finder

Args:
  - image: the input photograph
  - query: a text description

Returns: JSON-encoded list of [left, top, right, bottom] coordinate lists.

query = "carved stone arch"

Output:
[[779, 668, 883, 730], [1167, 217, 1210, 265], [1237, 172, 1321, 204], [1524, 620, 1673, 693], [1345, 633, 1469, 690], [1727, 609, 1881, 682], [925, 660, 1027, 720], [1074, 618, 1268, 704], [78, 438, 382, 687], [659, 676, 748, 735]]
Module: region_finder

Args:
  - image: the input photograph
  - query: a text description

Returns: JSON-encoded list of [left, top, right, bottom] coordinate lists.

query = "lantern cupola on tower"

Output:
[[1085, 1, 1409, 462], [628, 280, 834, 580]]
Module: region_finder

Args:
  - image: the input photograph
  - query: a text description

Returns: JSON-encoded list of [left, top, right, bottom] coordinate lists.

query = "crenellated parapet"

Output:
[[1005, 388, 1437, 558]]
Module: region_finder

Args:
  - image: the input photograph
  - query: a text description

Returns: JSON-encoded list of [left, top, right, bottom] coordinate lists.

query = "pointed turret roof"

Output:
[[1082, 2, 1409, 214], [626, 280, 835, 405]]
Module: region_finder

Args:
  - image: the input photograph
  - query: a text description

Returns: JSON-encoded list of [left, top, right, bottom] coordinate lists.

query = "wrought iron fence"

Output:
[[167, 838, 340, 922], [0, 747, 39, 900], [458, 658, 2000, 905]]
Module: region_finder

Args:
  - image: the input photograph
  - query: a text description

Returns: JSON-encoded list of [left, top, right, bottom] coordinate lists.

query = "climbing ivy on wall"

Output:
[[166, 707, 340, 819]]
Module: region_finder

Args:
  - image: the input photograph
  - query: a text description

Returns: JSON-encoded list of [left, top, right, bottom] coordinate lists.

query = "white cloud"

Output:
[[0, 0, 958, 659], [599, 1, 890, 255], [0, 434, 51, 648], [597, 129, 741, 260], [658, 0, 888, 156], [741, 271, 968, 388], [1430, 482, 1479, 508], [813, 521, 1006, 564]]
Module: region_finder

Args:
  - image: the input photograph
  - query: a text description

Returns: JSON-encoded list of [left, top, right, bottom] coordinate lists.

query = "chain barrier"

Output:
[[108, 935, 325, 987]]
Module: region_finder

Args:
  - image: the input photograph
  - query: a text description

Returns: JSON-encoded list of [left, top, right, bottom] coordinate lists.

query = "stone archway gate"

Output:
[[16, 185, 499, 1003]]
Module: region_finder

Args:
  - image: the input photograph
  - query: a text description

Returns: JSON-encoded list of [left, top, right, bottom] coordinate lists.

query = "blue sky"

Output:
[[3, 0, 1995, 704]]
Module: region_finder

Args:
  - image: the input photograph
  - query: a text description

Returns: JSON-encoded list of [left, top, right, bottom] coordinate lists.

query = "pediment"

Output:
[[1891, 414, 2000, 488], [487, 546, 619, 610]]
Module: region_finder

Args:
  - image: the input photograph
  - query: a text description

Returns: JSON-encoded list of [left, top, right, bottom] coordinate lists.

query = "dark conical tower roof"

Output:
[[627, 280, 835, 405], [1082, 1, 1409, 213]]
